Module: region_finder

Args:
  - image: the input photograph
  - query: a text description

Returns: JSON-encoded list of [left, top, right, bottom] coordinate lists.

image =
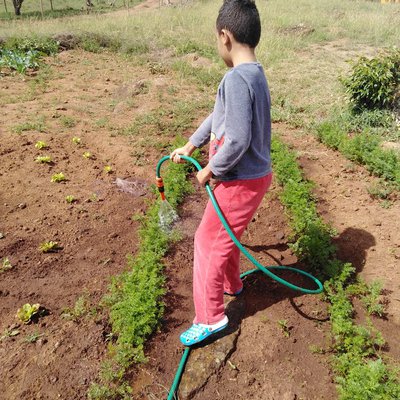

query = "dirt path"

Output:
[[277, 125, 400, 325]]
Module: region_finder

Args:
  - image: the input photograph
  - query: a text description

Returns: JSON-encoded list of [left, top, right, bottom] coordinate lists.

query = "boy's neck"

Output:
[[230, 45, 257, 67]]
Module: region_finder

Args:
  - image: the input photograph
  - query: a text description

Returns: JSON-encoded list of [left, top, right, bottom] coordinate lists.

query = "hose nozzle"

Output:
[[156, 177, 166, 201]]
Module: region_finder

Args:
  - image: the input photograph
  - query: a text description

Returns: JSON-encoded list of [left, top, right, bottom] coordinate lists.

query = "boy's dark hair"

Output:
[[216, 0, 261, 48]]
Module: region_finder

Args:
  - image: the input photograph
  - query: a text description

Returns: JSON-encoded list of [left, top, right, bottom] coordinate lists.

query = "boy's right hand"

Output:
[[170, 142, 197, 164]]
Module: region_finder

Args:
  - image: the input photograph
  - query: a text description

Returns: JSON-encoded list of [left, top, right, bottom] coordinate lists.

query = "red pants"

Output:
[[193, 173, 272, 324]]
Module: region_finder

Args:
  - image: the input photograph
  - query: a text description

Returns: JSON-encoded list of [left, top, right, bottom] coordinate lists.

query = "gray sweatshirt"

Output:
[[189, 62, 272, 181]]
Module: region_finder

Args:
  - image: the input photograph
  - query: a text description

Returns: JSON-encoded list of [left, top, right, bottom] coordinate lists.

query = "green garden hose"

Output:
[[156, 155, 324, 400]]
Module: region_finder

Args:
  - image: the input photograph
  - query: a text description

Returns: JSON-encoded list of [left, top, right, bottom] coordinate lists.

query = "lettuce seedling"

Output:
[[83, 151, 93, 159], [72, 137, 81, 145], [39, 241, 60, 253], [35, 141, 48, 149], [104, 165, 113, 174], [65, 195, 76, 204], [16, 303, 40, 324], [51, 173, 66, 183], [0, 257, 13, 273], [35, 155, 52, 164]]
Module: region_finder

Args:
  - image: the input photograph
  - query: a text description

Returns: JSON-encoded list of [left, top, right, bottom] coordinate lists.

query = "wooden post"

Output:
[[39, 0, 44, 17], [3, 0, 8, 13], [49, 0, 53, 11]]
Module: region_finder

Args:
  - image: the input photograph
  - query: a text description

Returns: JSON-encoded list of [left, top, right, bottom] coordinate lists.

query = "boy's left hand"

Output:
[[197, 164, 213, 186]]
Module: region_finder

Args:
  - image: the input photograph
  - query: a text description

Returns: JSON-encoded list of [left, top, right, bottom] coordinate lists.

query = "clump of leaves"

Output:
[[1, 257, 13, 273], [51, 172, 66, 183], [83, 151, 93, 159], [35, 140, 48, 149], [104, 165, 113, 174], [16, 303, 40, 324], [72, 136, 81, 145], [65, 195, 76, 204], [35, 155, 52, 164], [39, 241, 60, 253], [0, 49, 41, 74]]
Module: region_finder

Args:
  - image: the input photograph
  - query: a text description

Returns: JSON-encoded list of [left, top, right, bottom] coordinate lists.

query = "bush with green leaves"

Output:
[[342, 50, 400, 111], [4, 36, 59, 56]]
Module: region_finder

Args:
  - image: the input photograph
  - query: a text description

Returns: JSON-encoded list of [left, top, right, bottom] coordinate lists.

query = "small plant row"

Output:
[[315, 120, 400, 190], [271, 136, 400, 399], [88, 138, 197, 399]]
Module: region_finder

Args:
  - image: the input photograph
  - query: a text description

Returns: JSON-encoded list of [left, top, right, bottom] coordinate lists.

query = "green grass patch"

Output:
[[271, 135, 400, 399], [315, 118, 400, 189]]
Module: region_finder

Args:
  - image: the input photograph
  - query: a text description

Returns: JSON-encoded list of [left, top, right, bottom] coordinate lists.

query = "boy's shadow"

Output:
[[197, 227, 376, 347]]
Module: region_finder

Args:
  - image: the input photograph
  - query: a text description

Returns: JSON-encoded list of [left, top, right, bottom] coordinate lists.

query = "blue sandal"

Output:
[[180, 316, 229, 346]]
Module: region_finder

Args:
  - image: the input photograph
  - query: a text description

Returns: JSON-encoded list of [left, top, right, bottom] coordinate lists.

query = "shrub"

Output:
[[342, 50, 400, 111]]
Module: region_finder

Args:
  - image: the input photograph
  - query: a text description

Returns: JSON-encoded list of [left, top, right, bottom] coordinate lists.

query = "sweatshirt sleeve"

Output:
[[209, 72, 252, 177], [189, 113, 213, 148]]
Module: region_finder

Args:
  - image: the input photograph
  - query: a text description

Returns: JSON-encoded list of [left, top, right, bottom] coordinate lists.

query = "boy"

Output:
[[170, 0, 272, 346]]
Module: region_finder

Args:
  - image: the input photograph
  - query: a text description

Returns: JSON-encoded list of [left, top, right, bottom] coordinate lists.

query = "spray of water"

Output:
[[158, 199, 179, 232]]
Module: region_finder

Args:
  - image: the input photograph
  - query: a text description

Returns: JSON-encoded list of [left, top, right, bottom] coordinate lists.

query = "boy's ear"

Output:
[[220, 29, 233, 47]]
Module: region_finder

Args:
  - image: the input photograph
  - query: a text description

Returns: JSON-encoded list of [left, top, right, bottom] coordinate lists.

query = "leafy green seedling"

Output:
[[51, 173, 66, 183], [72, 137, 81, 145], [104, 165, 113, 174], [1, 257, 13, 273], [35, 140, 48, 149], [65, 195, 76, 204], [35, 155, 52, 164], [39, 241, 60, 253], [16, 303, 40, 324], [278, 319, 291, 338], [83, 151, 93, 159]]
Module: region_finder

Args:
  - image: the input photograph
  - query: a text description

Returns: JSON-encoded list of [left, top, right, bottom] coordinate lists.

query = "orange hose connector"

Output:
[[156, 177, 166, 201]]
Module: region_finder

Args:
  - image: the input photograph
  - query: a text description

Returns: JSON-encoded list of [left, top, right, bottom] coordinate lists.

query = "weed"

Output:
[[24, 331, 44, 343], [0, 328, 20, 341], [39, 240, 60, 253], [16, 303, 40, 324], [0, 257, 13, 273], [65, 195, 76, 204], [72, 136, 81, 145], [366, 181, 394, 200], [35, 155, 52, 164], [62, 294, 89, 321], [35, 140, 48, 149], [12, 116, 46, 134], [89, 193, 98, 202], [51, 172, 66, 183], [60, 115, 77, 128]]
